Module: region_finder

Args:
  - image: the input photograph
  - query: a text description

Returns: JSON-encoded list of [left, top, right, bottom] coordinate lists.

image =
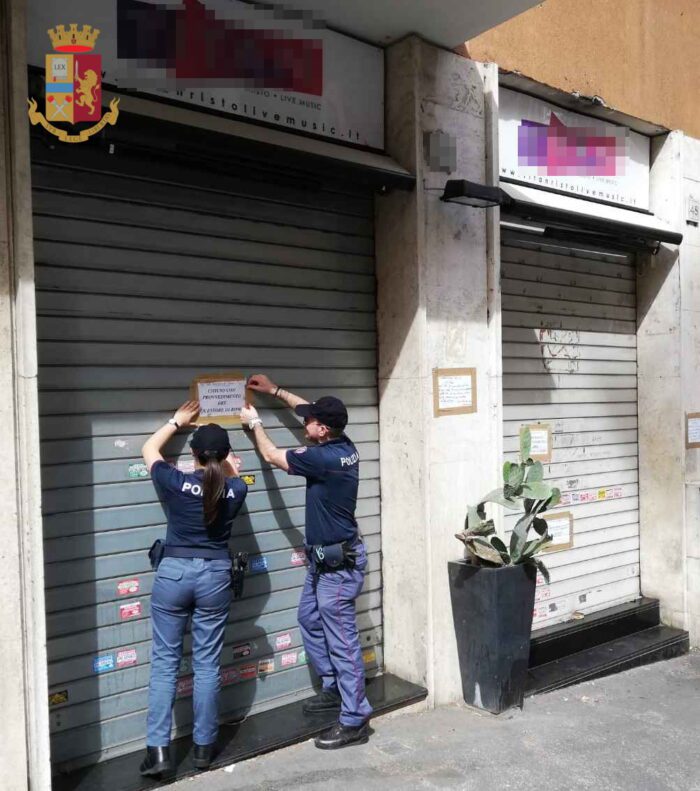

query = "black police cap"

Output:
[[190, 423, 231, 457], [294, 396, 348, 430]]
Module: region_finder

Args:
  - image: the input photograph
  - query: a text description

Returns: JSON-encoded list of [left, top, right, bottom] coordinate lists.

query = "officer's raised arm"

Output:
[[241, 403, 290, 472], [141, 400, 200, 471], [246, 373, 309, 410]]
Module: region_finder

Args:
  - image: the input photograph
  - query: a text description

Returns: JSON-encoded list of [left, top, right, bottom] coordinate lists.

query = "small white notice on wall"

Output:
[[542, 511, 574, 553], [530, 428, 549, 456], [191, 373, 249, 426], [522, 423, 552, 462], [439, 376, 472, 410], [687, 413, 700, 448], [432, 368, 477, 416]]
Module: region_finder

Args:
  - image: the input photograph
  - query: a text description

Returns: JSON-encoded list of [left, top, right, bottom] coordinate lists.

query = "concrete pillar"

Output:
[[375, 37, 500, 705], [638, 132, 686, 633], [0, 0, 51, 788], [642, 130, 700, 649]]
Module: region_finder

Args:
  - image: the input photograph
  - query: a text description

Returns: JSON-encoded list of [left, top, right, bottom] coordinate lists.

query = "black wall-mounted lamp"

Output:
[[440, 179, 506, 208]]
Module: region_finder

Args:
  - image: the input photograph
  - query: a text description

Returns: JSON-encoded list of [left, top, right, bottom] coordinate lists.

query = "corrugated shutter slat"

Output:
[[501, 233, 640, 631], [34, 148, 381, 770]]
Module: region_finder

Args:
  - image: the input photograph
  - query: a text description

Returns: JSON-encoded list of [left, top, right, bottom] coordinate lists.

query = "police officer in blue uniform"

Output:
[[139, 400, 248, 776], [242, 374, 372, 749]]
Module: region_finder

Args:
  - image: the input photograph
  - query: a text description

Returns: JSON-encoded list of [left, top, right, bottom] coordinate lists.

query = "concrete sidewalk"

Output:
[[175, 652, 700, 791]]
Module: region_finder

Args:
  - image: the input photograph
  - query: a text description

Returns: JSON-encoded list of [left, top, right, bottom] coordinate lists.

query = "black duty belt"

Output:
[[307, 536, 362, 573], [163, 545, 230, 560]]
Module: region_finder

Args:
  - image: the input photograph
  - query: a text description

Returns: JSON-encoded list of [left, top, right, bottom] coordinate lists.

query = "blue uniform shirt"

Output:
[[151, 460, 248, 551], [286, 435, 359, 546]]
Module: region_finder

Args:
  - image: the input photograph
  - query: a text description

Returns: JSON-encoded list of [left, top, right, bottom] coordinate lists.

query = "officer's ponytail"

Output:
[[199, 451, 226, 526], [189, 423, 231, 526]]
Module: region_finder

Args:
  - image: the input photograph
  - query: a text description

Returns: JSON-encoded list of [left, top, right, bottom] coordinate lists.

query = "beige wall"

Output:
[[466, 0, 700, 138]]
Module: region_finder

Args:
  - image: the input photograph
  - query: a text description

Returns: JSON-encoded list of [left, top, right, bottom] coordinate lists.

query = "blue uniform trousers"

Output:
[[146, 556, 231, 747], [297, 543, 373, 727]]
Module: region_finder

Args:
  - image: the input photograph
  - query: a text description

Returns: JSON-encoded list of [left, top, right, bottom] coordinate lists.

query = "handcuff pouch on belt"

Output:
[[230, 551, 248, 599], [311, 541, 358, 572]]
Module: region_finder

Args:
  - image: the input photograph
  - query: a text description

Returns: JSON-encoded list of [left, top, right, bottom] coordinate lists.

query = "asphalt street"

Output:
[[171, 651, 700, 791]]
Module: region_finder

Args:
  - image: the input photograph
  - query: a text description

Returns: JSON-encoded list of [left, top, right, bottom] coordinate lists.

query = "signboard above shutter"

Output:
[[499, 88, 650, 211], [28, 0, 384, 150]]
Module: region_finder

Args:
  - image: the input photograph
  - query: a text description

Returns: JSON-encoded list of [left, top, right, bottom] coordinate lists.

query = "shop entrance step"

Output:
[[529, 597, 662, 669], [526, 598, 689, 696], [52, 673, 427, 791]]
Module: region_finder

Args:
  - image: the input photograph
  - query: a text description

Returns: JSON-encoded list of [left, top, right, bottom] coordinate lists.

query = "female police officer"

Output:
[[139, 400, 247, 776]]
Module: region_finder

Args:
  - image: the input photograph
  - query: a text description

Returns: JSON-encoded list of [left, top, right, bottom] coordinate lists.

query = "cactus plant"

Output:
[[455, 427, 560, 583]]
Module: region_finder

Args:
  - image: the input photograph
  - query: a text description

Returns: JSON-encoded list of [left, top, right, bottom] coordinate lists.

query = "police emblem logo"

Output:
[[27, 23, 119, 143]]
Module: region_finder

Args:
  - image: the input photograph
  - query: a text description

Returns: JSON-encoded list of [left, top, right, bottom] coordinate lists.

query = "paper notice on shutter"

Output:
[[191, 372, 249, 426]]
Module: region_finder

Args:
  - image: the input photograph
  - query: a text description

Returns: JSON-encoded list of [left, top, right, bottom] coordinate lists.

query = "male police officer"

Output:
[[241, 374, 372, 749]]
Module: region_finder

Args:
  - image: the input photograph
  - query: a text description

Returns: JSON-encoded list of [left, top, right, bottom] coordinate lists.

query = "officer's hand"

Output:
[[173, 400, 200, 427], [247, 373, 277, 394], [240, 404, 259, 425]]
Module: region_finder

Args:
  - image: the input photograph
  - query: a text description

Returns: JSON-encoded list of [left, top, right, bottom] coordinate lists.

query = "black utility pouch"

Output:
[[312, 542, 345, 571], [312, 540, 359, 572], [148, 539, 165, 571], [231, 552, 248, 599]]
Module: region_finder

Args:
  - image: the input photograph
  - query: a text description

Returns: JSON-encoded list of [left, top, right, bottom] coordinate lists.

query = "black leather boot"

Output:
[[314, 721, 369, 750], [139, 746, 172, 776], [192, 742, 216, 770], [302, 689, 342, 714]]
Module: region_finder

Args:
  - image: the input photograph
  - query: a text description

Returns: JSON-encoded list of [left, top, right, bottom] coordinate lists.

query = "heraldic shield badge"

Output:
[[27, 24, 119, 143]]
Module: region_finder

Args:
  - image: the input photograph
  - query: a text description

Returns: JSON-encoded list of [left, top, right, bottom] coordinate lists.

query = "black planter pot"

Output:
[[448, 560, 536, 714]]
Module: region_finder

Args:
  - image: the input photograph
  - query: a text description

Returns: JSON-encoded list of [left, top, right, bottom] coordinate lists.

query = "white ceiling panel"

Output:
[[270, 0, 543, 47]]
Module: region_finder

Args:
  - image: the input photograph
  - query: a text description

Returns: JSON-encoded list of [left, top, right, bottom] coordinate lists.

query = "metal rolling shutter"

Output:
[[34, 140, 382, 770], [501, 230, 640, 631]]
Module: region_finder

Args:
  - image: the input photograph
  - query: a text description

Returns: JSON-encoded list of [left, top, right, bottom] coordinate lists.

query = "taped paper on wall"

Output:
[[687, 413, 700, 448], [521, 423, 552, 462], [542, 511, 574, 553], [433, 367, 477, 416]]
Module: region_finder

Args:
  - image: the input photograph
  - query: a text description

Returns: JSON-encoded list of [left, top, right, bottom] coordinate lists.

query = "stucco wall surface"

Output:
[[466, 0, 700, 138]]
